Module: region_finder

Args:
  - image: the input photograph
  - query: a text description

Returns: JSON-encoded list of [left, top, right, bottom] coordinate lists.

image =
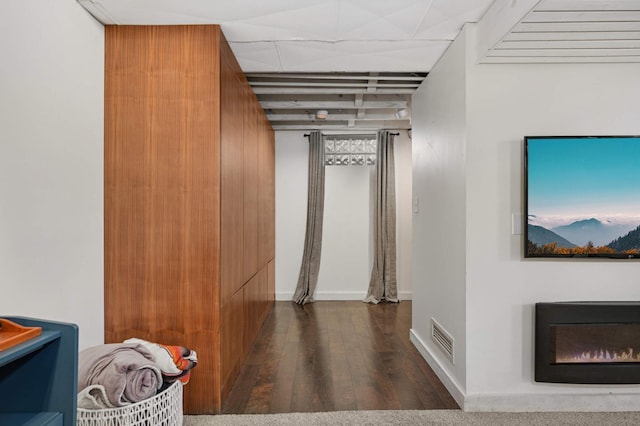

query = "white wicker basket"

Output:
[[77, 381, 183, 426]]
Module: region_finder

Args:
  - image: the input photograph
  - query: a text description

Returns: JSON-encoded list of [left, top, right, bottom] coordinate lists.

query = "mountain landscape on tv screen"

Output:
[[551, 218, 635, 247], [609, 226, 640, 252], [525, 136, 640, 257], [527, 218, 640, 256], [527, 224, 576, 248]]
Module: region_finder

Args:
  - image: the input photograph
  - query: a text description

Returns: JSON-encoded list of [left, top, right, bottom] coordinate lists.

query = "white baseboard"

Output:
[[276, 290, 412, 301], [410, 329, 640, 412], [464, 392, 640, 412], [409, 328, 466, 408]]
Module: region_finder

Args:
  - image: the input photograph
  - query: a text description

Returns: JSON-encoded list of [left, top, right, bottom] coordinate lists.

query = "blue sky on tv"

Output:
[[528, 137, 640, 224]]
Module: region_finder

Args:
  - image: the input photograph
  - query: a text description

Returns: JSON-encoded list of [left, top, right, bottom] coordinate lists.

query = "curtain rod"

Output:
[[304, 132, 400, 137]]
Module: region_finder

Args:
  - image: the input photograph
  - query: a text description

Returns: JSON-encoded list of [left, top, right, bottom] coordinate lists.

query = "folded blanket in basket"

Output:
[[78, 343, 163, 408], [77, 384, 116, 410], [124, 338, 198, 385]]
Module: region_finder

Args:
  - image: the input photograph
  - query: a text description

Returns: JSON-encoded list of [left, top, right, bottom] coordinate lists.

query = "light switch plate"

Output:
[[512, 213, 523, 235]]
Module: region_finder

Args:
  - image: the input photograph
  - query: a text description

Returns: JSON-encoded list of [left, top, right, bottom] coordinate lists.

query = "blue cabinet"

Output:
[[0, 317, 78, 426]]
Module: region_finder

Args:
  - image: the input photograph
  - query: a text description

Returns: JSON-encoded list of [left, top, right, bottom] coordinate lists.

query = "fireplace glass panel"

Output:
[[552, 323, 640, 364]]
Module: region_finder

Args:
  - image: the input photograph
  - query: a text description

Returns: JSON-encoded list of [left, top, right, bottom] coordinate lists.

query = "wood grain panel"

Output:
[[266, 130, 276, 261], [258, 264, 270, 324], [243, 271, 263, 357], [106, 25, 273, 414], [258, 115, 275, 266], [267, 259, 276, 303], [243, 84, 259, 282], [244, 265, 270, 354], [220, 36, 244, 304], [104, 25, 221, 414], [220, 287, 245, 401]]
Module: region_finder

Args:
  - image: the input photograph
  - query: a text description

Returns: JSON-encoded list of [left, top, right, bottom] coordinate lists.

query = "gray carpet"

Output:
[[184, 410, 640, 425]]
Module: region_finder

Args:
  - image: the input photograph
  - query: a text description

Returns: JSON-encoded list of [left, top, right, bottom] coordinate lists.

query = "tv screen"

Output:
[[525, 136, 640, 259]]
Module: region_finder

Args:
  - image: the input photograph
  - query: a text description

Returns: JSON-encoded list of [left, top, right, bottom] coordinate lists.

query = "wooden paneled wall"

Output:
[[218, 33, 276, 402], [105, 25, 275, 414]]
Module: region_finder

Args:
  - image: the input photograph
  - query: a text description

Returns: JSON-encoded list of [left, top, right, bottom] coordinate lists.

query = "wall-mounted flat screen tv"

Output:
[[525, 136, 640, 259]]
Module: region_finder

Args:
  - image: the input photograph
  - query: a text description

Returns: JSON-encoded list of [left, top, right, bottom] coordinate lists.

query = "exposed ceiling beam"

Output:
[[266, 113, 399, 121], [271, 120, 410, 131], [246, 71, 422, 131], [513, 21, 640, 32], [482, 55, 640, 63], [359, 73, 378, 120], [366, 72, 379, 93], [252, 87, 417, 94], [488, 48, 640, 57], [523, 11, 640, 23], [245, 73, 426, 81], [496, 40, 640, 49], [249, 81, 419, 88], [536, 0, 640, 11], [260, 100, 409, 109], [503, 31, 640, 41]]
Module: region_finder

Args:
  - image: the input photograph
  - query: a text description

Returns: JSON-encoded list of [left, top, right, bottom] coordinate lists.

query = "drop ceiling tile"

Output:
[[336, 0, 433, 40], [85, 0, 211, 24], [90, 0, 324, 24], [414, 0, 495, 39], [202, 0, 322, 21], [225, 0, 431, 41], [81, 0, 499, 73], [275, 40, 449, 72], [227, 41, 283, 71], [222, 1, 341, 41]]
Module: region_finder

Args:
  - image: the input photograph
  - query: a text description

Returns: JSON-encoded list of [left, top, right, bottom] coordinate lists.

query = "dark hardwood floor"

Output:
[[221, 300, 459, 414]]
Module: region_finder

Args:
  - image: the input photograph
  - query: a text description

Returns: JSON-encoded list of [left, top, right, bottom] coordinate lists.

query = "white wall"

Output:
[[0, 0, 104, 350], [275, 130, 413, 301], [411, 22, 640, 411], [395, 135, 413, 301], [465, 24, 640, 410], [410, 28, 468, 401], [275, 132, 310, 298], [318, 164, 372, 299]]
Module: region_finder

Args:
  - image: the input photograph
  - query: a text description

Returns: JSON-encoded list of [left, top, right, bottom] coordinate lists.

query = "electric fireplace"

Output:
[[535, 302, 640, 384]]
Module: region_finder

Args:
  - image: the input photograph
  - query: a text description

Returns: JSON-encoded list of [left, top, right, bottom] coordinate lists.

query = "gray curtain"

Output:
[[364, 130, 398, 304], [293, 131, 325, 305]]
